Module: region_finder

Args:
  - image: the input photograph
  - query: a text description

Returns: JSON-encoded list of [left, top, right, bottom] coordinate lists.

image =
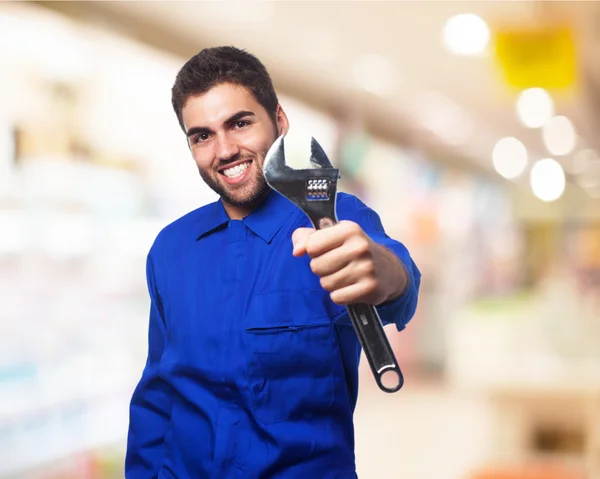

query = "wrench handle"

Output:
[[315, 217, 404, 393], [346, 303, 403, 393]]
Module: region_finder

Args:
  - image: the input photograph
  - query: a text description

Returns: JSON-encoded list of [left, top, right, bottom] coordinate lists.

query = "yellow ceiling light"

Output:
[[493, 26, 576, 90]]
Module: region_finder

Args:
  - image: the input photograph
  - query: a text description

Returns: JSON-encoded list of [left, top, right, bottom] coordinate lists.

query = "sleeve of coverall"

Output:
[[125, 247, 172, 478], [334, 193, 421, 332]]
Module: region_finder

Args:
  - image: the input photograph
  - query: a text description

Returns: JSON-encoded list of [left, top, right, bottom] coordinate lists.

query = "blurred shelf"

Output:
[[0, 390, 130, 477]]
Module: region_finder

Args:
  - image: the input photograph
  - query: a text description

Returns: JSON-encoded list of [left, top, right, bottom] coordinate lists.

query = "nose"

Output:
[[215, 133, 240, 162]]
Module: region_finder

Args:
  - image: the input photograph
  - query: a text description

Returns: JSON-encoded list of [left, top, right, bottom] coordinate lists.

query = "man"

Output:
[[126, 46, 420, 478]]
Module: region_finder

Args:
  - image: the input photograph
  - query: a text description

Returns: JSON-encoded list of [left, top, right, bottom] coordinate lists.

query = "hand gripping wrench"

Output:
[[263, 135, 404, 393]]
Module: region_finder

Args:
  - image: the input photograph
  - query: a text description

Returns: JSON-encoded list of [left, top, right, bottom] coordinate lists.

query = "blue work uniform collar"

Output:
[[196, 189, 297, 243]]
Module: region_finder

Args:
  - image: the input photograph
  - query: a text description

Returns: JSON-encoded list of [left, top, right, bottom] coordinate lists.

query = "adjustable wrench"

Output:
[[263, 135, 404, 393]]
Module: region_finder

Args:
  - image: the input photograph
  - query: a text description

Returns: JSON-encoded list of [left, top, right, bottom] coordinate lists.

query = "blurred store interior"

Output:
[[1, 1, 600, 478]]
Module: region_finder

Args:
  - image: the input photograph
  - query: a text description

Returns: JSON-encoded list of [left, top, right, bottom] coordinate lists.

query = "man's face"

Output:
[[181, 83, 287, 216]]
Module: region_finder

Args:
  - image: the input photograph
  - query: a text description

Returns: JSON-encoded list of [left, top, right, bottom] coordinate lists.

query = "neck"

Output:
[[222, 189, 271, 220], [222, 202, 253, 220]]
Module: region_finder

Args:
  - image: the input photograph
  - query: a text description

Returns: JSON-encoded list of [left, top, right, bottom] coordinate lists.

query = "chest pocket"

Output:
[[244, 290, 335, 425]]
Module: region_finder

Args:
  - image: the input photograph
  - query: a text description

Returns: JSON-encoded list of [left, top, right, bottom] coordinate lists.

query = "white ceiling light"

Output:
[[516, 88, 554, 128], [352, 53, 396, 97], [574, 158, 600, 189], [492, 137, 528, 179], [569, 148, 598, 175], [442, 13, 490, 56], [530, 158, 566, 202], [542, 115, 577, 156], [415, 91, 474, 146]]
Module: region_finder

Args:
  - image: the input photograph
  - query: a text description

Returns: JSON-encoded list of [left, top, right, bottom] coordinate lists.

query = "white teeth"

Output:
[[223, 161, 250, 178]]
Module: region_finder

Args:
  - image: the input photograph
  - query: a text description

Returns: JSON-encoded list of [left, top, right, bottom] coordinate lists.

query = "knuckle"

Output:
[[309, 259, 319, 274], [346, 222, 361, 236], [306, 240, 317, 257], [360, 259, 376, 277], [292, 227, 307, 240], [348, 221, 362, 235], [330, 290, 344, 305], [362, 277, 378, 294], [320, 276, 333, 291], [351, 237, 370, 257]]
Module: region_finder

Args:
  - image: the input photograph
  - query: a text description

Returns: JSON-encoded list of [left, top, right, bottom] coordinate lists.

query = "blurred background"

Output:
[[1, 1, 600, 478]]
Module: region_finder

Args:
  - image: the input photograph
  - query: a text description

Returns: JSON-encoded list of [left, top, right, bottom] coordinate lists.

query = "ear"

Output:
[[275, 104, 290, 136]]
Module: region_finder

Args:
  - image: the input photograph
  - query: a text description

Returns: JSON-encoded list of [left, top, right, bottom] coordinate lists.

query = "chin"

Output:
[[223, 185, 269, 207]]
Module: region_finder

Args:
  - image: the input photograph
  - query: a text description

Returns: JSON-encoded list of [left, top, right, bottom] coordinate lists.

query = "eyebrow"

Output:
[[185, 110, 256, 138]]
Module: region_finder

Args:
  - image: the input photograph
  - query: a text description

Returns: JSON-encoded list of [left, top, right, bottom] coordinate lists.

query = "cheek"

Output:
[[192, 150, 214, 171], [241, 127, 275, 154]]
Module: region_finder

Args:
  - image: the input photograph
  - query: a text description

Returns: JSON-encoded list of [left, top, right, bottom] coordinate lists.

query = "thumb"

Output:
[[291, 227, 314, 257]]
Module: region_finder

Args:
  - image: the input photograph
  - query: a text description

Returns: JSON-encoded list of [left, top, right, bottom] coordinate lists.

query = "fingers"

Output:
[[310, 248, 351, 277], [328, 279, 381, 306], [317, 258, 375, 293], [308, 221, 358, 257], [309, 234, 371, 276], [292, 221, 360, 258], [291, 227, 314, 257]]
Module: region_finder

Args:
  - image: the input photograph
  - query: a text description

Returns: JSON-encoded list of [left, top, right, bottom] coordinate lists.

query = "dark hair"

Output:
[[171, 46, 279, 131]]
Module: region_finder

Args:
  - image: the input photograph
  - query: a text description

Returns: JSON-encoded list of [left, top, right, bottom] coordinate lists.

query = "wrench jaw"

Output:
[[263, 135, 293, 179], [309, 136, 334, 169], [264, 135, 340, 227]]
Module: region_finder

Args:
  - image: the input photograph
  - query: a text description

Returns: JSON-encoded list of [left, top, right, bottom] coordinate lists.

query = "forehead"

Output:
[[181, 83, 262, 129]]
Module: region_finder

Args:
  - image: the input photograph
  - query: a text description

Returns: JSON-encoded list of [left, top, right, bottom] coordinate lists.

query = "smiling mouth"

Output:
[[220, 160, 252, 179]]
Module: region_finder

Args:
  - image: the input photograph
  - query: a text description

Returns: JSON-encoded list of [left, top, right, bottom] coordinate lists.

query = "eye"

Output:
[[193, 132, 210, 144], [234, 120, 249, 129]]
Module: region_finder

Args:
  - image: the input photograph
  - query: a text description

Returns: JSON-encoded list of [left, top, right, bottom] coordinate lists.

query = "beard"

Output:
[[199, 154, 271, 208]]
